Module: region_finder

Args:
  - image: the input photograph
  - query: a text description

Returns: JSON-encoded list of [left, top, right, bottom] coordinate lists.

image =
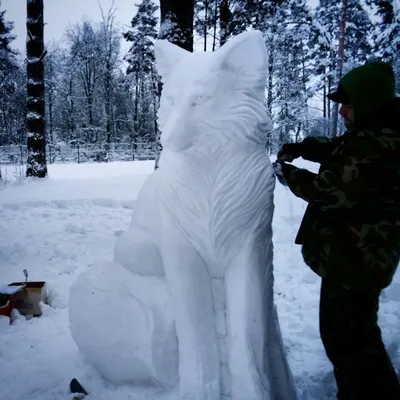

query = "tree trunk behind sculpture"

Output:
[[219, 0, 231, 46], [26, 0, 47, 178], [155, 0, 195, 169], [159, 0, 194, 52]]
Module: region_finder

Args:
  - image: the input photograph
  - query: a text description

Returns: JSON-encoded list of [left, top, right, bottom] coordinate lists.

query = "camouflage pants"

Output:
[[319, 279, 400, 399]]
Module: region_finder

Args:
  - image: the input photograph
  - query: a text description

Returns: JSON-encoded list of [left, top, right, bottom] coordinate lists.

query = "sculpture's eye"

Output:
[[192, 95, 211, 107], [166, 96, 175, 106]]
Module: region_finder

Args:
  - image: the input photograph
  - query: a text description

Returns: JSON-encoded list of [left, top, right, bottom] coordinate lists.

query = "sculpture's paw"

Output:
[[68, 261, 178, 387]]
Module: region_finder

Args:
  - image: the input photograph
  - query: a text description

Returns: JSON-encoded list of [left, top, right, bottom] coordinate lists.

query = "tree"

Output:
[[155, 0, 195, 168], [54, 47, 78, 144], [194, 0, 219, 51], [0, 1, 25, 147], [310, 0, 372, 137], [26, 0, 48, 178], [44, 44, 57, 160], [67, 20, 102, 134], [271, 0, 313, 149], [213, 0, 286, 46], [367, 0, 400, 92], [124, 0, 159, 146], [330, 0, 348, 137], [219, 0, 232, 45], [99, 2, 121, 145], [61, 12, 123, 157], [159, 0, 195, 52], [0, 1, 16, 58], [125, 0, 158, 76]]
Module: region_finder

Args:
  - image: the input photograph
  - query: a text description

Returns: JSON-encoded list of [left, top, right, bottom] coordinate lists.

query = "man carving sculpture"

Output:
[[275, 61, 400, 399]]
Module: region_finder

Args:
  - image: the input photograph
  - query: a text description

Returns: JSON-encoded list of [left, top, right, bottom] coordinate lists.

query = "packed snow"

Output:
[[69, 31, 295, 400], [1, 159, 399, 400]]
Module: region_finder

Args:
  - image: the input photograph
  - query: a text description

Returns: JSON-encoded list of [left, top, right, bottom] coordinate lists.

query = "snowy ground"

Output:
[[1, 160, 399, 400]]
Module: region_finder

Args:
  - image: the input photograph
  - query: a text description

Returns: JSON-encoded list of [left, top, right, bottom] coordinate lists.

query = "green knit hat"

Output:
[[328, 61, 396, 128]]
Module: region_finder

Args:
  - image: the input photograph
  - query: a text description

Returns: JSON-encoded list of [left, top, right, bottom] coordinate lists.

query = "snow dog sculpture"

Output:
[[69, 30, 296, 400]]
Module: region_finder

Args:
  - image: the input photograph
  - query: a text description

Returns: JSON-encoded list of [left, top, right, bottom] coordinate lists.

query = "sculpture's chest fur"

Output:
[[156, 142, 274, 277]]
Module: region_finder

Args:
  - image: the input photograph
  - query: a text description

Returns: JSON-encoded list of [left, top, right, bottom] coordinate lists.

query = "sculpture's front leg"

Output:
[[224, 235, 272, 400], [161, 229, 220, 399]]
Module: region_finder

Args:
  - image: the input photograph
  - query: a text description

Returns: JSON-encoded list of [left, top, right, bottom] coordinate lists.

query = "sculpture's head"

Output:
[[154, 30, 271, 152]]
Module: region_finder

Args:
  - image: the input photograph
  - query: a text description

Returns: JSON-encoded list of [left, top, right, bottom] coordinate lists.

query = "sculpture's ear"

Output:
[[218, 30, 268, 84], [154, 39, 189, 83]]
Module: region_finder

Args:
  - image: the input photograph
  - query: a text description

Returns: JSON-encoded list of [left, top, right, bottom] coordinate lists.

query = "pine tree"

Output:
[[343, 0, 372, 70], [124, 0, 159, 146], [0, 0, 22, 146], [0, 2, 17, 96], [367, 0, 399, 91], [124, 0, 158, 76], [159, 0, 195, 52], [0, 1, 15, 54], [310, 0, 372, 136], [272, 0, 313, 149]]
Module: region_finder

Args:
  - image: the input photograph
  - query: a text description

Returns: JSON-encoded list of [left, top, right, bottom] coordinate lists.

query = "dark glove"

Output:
[[273, 160, 297, 187], [277, 142, 303, 162]]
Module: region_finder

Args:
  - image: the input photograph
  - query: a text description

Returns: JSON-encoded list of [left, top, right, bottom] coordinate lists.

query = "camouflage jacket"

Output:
[[284, 127, 400, 290]]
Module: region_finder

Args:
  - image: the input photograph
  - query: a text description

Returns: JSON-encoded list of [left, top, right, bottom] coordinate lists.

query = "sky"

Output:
[[3, 0, 138, 55], [3, 0, 319, 57]]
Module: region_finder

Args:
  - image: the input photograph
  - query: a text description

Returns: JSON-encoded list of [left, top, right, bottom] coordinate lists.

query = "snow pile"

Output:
[[68, 30, 295, 399]]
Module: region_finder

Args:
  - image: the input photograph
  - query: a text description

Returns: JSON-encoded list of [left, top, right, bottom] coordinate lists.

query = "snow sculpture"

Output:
[[69, 30, 296, 400]]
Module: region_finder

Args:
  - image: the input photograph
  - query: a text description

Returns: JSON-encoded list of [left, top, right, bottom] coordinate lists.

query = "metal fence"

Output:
[[0, 142, 157, 165]]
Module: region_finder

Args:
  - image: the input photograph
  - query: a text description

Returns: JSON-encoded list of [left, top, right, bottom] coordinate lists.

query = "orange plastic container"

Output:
[[0, 296, 12, 318], [0, 284, 26, 319]]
